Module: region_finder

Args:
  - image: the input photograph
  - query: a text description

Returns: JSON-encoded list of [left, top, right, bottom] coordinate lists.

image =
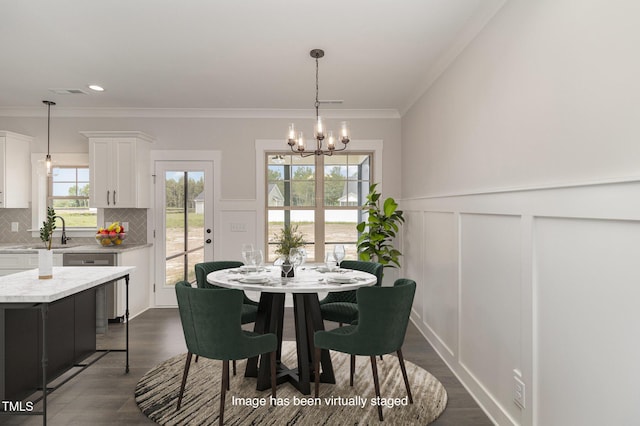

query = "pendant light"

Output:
[[43, 100, 56, 176]]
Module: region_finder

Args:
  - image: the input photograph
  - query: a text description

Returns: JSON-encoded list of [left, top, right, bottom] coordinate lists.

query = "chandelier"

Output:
[[287, 49, 350, 157]]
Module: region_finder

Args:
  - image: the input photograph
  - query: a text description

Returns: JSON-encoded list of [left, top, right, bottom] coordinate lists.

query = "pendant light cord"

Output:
[[315, 55, 320, 121], [46, 103, 51, 156], [42, 100, 56, 157]]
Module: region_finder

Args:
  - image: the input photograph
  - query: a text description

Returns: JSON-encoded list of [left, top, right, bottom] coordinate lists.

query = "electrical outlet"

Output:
[[122, 222, 129, 231], [11, 222, 19, 232], [513, 373, 526, 409]]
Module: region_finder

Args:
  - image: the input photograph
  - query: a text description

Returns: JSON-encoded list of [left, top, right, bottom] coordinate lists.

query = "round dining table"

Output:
[[207, 265, 377, 395]]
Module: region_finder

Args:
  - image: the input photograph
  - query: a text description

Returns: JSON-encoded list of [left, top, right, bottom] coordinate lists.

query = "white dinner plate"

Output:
[[239, 275, 269, 284], [325, 274, 356, 284], [240, 266, 267, 272]]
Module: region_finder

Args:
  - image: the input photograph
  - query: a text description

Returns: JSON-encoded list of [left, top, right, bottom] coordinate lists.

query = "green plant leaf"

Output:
[[383, 198, 397, 216]]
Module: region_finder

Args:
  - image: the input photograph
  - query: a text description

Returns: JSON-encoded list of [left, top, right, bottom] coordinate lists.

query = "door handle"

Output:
[[205, 239, 212, 244], [113, 190, 116, 205], [107, 190, 110, 205]]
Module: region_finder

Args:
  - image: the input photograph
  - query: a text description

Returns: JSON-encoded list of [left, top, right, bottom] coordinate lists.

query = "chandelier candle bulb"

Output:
[[297, 132, 305, 151], [327, 131, 336, 150], [288, 123, 296, 145], [315, 116, 324, 139], [340, 121, 350, 143]]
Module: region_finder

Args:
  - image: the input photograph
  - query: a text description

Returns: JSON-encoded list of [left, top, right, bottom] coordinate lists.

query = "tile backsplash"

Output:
[[0, 208, 33, 244], [103, 208, 147, 244], [0, 208, 148, 245]]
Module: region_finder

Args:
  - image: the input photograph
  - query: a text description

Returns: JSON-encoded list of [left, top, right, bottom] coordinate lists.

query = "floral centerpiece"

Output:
[[96, 221, 127, 246], [273, 224, 304, 277]]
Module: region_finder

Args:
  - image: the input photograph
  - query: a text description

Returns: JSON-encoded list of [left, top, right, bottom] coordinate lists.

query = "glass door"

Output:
[[154, 161, 213, 306]]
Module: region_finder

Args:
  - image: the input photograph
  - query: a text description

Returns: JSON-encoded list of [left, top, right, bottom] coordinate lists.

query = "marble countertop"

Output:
[[207, 266, 377, 294], [0, 266, 136, 303], [0, 243, 151, 254]]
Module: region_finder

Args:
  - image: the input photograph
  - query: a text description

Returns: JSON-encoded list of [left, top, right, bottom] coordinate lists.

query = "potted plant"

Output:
[[38, 206, 57, 279], [273, 224, 305, 277], [356, 183, 405, 269]]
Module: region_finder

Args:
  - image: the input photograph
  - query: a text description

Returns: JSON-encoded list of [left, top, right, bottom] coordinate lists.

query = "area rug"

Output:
[[135, 341, 447, 425]]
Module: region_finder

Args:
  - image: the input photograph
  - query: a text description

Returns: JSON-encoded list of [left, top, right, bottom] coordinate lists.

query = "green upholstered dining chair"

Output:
[[313, 278, 416, 421], [195, 261, 259, 374], [319, 260, 383, 326], [195, 261, 259, 324], [175, 281, 277, 426]]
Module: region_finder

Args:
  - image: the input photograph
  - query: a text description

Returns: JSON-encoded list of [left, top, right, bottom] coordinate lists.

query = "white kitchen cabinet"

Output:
[[0, 131, 32, 208], [83, 131, 153, 208], [117, 246, 151, 319]]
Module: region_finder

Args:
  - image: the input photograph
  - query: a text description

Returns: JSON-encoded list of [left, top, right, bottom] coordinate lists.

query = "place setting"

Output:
[[315, 245, 361, 284]]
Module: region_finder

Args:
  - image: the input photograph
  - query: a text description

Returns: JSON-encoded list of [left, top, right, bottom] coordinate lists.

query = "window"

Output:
[[48, 166, 97, 228], [266, 152, 371, 262]]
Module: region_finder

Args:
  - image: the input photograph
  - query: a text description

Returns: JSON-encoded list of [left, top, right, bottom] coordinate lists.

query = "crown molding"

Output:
[[0, 130, 34, 142], [0, 107, 400, 119]]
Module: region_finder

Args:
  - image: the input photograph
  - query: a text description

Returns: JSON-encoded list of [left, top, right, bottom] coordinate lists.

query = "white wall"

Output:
[[401, 0, 640, 425], [402, 0, 640, 198], [0, 115, 401, 201]]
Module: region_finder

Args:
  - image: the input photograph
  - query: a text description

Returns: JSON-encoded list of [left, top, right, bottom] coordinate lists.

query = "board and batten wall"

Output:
[[400, 1, 640, 425]]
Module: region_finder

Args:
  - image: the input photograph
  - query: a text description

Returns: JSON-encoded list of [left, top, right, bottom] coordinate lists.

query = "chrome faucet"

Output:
[[54, 216, 70, 245]]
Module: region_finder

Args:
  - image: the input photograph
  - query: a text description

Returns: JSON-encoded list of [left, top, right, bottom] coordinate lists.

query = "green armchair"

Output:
[[313, 278, 416, 421], [319, 260, 383, 326], [175, 281, 277, 426]]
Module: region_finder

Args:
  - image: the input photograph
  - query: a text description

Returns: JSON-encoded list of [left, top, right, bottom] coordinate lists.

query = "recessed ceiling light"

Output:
[[88, 85, 105, 92]]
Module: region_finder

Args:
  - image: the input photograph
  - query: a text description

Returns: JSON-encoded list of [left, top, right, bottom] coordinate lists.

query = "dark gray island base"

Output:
[[0, 266, 134, 425], [0, 287, 97, 401]]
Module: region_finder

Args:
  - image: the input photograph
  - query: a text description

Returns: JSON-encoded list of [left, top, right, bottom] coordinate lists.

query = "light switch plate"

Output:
[[230, 223, 247, 232]]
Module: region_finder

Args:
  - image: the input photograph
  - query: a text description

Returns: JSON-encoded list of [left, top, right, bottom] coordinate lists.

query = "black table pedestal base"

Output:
[[246, 292, 335, 395]]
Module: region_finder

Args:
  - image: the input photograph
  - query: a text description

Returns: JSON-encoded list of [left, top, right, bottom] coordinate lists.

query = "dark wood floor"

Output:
[[0, 308, 492, 425]]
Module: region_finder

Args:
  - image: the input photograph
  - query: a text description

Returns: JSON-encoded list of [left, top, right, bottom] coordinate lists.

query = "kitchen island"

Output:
[[0, 244, 152, 325], [0, 266, 134, 424]]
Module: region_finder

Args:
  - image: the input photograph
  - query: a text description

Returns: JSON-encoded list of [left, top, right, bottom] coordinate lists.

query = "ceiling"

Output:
[[0, 0, 504, 115]]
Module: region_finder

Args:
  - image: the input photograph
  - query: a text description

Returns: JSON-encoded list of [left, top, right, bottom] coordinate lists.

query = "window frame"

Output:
[[265, 151, 372, 262], [257, 139, 383, 264], [31, 153, 99, 237], [47, 165, 95, 228]]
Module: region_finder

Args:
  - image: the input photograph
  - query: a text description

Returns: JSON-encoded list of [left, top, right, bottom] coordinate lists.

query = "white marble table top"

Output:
[[207, 266, 376, 293], [0, 266, 135, 303]]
